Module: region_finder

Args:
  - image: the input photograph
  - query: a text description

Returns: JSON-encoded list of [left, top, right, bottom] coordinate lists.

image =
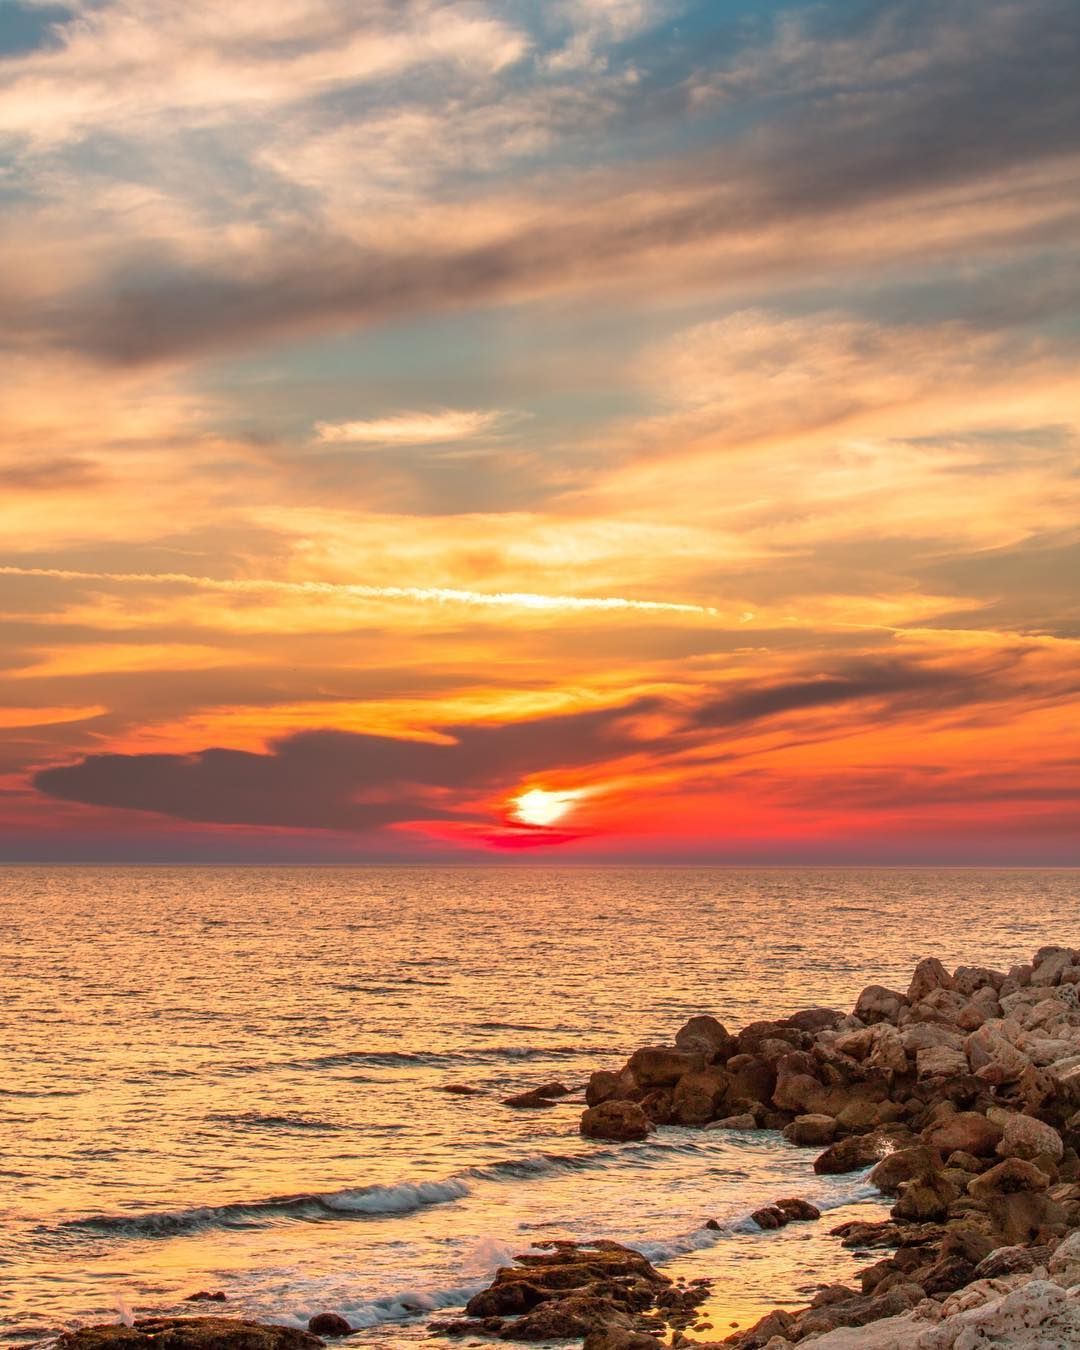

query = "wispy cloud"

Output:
[[0, 565, 718, 617], [313, 409, 510, 446]]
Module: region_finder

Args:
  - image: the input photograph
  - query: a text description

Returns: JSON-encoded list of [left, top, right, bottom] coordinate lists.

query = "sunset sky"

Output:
[[2, 0, 1078, 863]]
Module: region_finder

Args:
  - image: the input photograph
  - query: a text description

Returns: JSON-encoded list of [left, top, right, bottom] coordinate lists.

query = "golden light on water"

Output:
[[511, 788, 582, 827]]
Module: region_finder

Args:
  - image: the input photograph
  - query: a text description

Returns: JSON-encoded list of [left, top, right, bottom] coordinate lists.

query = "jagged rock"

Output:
[[502, 1083, 570, 1108], [908, 957, 954, 1002], [952, 966, 1005, 997], [306, 1314, 352, 1338], [728, 1308, 797, 1348], [580, 1100, 650, 1141], [675, 1015, 734, 1060], [501, 1295, 634, 1340], [794, 1283, 925, 1339], [54, 1320, 325, 1350], [465, 1281, 549, 1318]]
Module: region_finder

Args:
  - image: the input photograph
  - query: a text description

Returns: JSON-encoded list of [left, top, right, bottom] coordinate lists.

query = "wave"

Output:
[[206, 1112, 345, 1133], [59, 1179, 471, 1239], [217, 1043, 618, 1076], [54, 1135, 717, 1243]]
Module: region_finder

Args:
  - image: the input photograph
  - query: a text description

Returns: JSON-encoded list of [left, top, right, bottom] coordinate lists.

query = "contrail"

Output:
[[0, 565, 717, 617]]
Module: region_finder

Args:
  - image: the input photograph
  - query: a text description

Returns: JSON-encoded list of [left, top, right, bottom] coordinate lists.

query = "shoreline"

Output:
[[34, 941, 1080, 1348]]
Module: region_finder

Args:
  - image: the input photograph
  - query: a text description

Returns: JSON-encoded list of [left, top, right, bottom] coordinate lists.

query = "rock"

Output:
[[916, 1045, 969, 1079], [890, 1172, 959, 1221], [952, 966, 1005, 997], [706, 1112, 757, 1130], [675, 1015, 734, 1060], [585, 1071, 622, 1107], [814, 1131, 895, 1174], [866, 1024, 909, 1074], [736, 1021, 804, 1056], [919, 1255, 976, 1295], [1032, 949, 1075, 986], [501, 1295, 633, 1341], [907, 957, 954, 1002], [971, 1243, 1050, 1279], [502, 1083, 570, 1108], [184, 1292, 227, 1302], [306, 1314, 352, 1338], [783, 1113, 837, 1146], [919, 1279, 1080, 1347], [794, 1284, 924, 1339], [724, 1054, 776, 1107], [968, 1156, 1051, 1197], [901, 1022, 964, 1053], [627, 1047, 703, 1087], [997, 1112, 1064, 1163], [55, 1320, 325, 1350], [784, 1008, 846, 1034], [671, 1067, 730, 1125], [1047, 1228, 1080, 1285], [869, 1146, 942, 1196], [774, 1197, 821, 1221], [986, 1189, 1067, 1244], [835, 1100, 882, 1132], [751, 1205, 787, 1229], [465, 1281, 549, 1318], [921, 1111, 1003, 1158], [582, 1332, 662, 1350], [730, 1308, 797, 1347], [854, 986, 908, 1025], [580, 1100, 650, 1141], [772, 1062, 829, 1115]]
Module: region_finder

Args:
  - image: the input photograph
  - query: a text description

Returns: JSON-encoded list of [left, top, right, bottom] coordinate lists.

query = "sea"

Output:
[[1, 866, 1076, 1346]]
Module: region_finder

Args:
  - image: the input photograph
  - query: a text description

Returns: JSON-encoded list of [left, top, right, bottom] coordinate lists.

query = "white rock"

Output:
[[918, 1279, 1080, 1348]]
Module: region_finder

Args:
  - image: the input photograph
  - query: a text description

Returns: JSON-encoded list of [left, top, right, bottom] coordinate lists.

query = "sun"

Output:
[[511, 787, 582, 827]]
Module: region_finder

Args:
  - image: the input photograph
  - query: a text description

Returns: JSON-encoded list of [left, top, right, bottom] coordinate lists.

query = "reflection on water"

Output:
[[0, 866, 1075, 1341]]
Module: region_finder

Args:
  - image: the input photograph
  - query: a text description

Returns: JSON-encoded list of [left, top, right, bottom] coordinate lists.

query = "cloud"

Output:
[[313, 408, 509, 446], [0, 565, 718, 617], [0, 456, 102, 491]]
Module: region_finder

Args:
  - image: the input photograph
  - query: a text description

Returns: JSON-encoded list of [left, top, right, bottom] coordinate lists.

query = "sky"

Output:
[[1, 0, 1078, 864]]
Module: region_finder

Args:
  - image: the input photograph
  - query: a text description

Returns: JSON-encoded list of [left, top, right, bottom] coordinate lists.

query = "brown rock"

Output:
[[306, 1315, 352, 1338], [751, 1205, 787, 1229], [869, 1146, 941, 1196], [921, 1112, 1003, 1159], [627, 1047, 703, 1087], [583, 1333, 662, 1350], [891, 1171, 959, 1221], [774, 1197, 821, 1222], [784, 1008, 846, 1033], [854, 985, 908, 1024], [675, 1015, 734, 1061], [501, 1296, 633, 1341], [585, 1071, 622, 1107], [968, 1155, 1051, 1197], [783, 1113, 836, 1146], [465, 1282, 549, 1318], [908, 957, 954, 1002], [919, 1256, 976, 1295], [502, 1084, 569, 1108], [580, 1100, 650, 1142], [55, 1320, 325, 1350], [814, 1131, 894, 1174], [985, 1189, 1067, 1245], [724, 1054, 775, 1107], [972, 1243, 1052, 1279], [671, 1068, 730, 1126]]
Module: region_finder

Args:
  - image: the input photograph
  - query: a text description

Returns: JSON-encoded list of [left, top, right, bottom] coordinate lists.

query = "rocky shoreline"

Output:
[[46, 944, 1080, 1348], [435, 943, 1080, 1347]]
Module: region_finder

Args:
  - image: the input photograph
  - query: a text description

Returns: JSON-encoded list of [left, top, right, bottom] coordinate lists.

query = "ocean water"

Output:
[[1, 866, 1077, 1346]]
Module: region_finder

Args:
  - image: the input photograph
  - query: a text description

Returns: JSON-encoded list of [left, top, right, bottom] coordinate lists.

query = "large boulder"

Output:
[[670, 1067, 729, 1126], [580, 1100, 650, 1141], [996, 1112, 1064, 1164], [626, 1047, 702, 1087], [907, 957, 954, 1002], [501, 1296, 633, 1341], [783, 1113, 837, 1146], [54, 1321, 324, 1350], [585, 1070, 622, 1107], [921, 1111, 1003, 1158], [869, 1146, 942, 1196], [854, 986, 908, 1025], [969, 1156, 1051, 1198], [814, 1131, 896, 1174], [674, 1015, 734, 1060]]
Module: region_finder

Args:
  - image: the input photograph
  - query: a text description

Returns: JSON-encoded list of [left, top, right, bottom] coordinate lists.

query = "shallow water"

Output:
[[1, 866, 1076, 1343]]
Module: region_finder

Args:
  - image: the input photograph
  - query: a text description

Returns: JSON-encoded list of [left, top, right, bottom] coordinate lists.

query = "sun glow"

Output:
[[511, 787, 583, 827]]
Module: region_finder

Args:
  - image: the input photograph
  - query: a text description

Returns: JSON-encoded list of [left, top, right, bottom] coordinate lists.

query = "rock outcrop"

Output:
[[54, 1320, 324, 1350]]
